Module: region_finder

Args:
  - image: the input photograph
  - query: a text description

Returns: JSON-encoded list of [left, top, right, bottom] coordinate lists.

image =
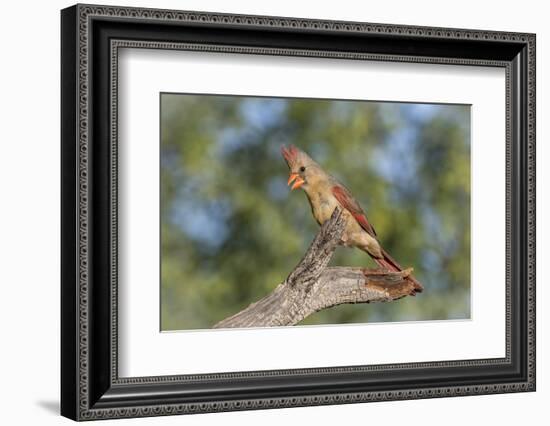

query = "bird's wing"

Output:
[[331, 184, 377, 237]]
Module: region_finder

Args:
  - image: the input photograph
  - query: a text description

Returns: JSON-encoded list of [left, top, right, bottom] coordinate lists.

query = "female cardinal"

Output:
[[281, 144, 423, 293]]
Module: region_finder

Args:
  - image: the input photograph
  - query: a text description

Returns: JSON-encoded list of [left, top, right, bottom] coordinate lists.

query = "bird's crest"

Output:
[[281, 144, 318, 170], [281, 144, 301, 168]]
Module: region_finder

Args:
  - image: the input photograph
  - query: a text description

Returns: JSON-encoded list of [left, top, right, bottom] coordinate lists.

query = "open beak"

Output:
[[287, 173, 305, 190]]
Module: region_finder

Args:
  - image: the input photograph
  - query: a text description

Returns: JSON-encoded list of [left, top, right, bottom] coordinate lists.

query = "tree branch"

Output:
[[214, 209, 422, 329]]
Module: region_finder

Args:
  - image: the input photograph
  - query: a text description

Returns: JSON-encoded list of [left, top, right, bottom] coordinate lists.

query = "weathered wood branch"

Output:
[[214, 209, 421, 329]]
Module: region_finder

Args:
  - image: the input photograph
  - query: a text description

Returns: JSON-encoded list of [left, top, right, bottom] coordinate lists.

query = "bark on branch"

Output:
[[214, 209, 421, 329]]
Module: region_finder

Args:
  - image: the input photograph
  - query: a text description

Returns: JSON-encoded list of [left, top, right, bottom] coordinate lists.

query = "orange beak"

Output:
[[287, 173, 305, 190]]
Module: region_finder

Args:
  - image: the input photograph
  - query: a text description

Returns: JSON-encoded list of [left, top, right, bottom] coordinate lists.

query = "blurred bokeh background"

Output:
[[160, 93, 470, 330]]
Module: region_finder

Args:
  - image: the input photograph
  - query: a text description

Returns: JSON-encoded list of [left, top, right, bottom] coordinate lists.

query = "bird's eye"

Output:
[[299, 166, 306, 172]]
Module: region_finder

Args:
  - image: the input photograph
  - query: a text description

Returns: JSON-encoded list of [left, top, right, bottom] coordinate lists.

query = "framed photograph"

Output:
[[61, 4, 536, 421]]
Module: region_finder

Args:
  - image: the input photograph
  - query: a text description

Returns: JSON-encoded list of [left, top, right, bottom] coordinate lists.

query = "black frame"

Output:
[[61, 4, 536, 421]]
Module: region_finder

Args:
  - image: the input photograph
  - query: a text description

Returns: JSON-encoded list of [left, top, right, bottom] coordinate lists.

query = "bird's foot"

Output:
[[339, 236, 351, 247]]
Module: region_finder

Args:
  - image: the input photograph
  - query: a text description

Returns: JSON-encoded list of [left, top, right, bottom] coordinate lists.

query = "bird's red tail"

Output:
[[374, 248, 424, 293]]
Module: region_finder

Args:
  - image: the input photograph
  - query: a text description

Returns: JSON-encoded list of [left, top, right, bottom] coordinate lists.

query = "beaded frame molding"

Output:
[[61, 3, 535, 421]]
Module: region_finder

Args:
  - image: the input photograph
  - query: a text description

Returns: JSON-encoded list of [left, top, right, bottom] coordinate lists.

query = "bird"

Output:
[[281, 144, 423, 293]]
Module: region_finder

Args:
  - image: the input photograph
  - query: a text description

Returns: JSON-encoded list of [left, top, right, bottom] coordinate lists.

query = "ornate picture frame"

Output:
[[61, 4, 535, 420]]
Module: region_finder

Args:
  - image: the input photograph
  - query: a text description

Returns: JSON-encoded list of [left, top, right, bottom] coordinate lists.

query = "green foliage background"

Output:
[[160, 94, 470, 330]]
